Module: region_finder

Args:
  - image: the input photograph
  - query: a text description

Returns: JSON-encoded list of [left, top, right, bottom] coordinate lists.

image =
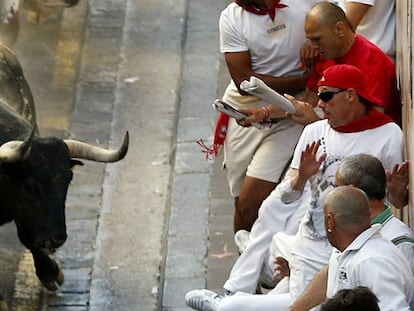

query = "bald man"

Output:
[[322, 186, 413, 311], [288, 156, 414, 311], [239, 2, 401, 126], [301, 1, 400, 125]]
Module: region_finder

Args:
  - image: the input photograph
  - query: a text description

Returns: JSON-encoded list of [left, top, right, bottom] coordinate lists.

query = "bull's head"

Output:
[[0, 130, 128, 253]]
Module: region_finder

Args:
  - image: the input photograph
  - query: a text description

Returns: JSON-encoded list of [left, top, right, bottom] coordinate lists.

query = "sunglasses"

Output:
[[317, 89, 346, 102]]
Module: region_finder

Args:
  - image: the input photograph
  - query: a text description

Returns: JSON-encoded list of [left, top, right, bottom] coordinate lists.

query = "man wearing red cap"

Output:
[[185, 64, 404, 311], [299, 1, 401, 125], [240, 2, 401, 126]]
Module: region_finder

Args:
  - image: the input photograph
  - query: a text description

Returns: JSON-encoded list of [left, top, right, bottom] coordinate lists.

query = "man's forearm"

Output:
[[256, 73, 308, 94]]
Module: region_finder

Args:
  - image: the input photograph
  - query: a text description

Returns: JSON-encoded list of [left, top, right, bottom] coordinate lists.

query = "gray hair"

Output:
[[336, 154, 386, 201]]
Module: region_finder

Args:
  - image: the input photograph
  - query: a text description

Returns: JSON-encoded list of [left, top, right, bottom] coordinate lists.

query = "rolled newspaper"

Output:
[[240, 76, 297, 114]]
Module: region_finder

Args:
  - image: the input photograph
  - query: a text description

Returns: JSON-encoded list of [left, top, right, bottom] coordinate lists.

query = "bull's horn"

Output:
[[64, 132, 129, 162], [0, 127, 35, 163]]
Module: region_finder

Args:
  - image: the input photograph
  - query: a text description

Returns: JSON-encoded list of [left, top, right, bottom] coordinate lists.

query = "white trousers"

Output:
[[217, 292, 292, 311], [282, 226, 332, 300], [220, 226, 332, 311], [217, 282, 322, 311], [223, 185, 310, 293]]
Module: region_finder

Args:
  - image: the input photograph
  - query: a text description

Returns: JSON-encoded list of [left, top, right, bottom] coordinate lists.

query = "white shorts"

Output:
[[224, 117, 303, 197]]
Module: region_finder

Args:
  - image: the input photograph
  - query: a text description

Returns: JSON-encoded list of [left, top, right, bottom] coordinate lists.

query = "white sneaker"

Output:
[[234, 229, 250, 254], [185, 289, 223, 311], [224, 289, 234, 296]]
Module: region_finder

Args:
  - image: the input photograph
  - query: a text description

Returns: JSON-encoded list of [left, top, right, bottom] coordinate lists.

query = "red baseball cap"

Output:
[[318, 64, 382, 106]]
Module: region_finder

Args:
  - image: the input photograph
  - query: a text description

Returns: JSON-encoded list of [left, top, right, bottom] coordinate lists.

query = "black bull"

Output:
[[0, 44, 128, 308]]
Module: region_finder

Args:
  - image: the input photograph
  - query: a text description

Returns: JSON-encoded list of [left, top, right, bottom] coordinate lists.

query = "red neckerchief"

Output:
[[196, 112, 229, 160], [235, 0, 288, 21], [333, 108, 393, 133]]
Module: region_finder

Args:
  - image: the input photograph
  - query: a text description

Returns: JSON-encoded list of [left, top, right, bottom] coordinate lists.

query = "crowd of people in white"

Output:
[[186, 1, 413, 311]]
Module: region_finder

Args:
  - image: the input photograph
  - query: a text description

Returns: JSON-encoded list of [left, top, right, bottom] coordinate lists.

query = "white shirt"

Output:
[[336, 0, 396, 57], [290, 120, 403, 238], [327, 225, 414, 311], [374, 206, 414, 274], [219, 0, 319, 107]]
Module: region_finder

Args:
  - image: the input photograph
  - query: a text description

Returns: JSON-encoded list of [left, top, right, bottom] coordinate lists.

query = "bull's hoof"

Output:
[[0, 300, 8, 311], [42, 268, 64, 291]]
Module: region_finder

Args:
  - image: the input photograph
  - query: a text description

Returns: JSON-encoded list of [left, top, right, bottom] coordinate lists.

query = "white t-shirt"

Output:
[[376, 207, 414, 274], [290, 120, 403, 239], [336, 0, 395, 57], [327, 225, 414, 311], [219, 0, 319, 106]]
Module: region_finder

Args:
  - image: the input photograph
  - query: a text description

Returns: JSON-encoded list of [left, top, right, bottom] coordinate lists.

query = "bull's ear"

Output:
[[70, 159, 83, 167]]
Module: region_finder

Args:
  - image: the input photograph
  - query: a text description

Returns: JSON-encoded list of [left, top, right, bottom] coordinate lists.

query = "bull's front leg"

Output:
[[30, 249, 64, 290]]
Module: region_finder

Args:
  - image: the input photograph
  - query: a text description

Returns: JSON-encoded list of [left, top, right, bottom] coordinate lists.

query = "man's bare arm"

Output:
[[224, 51, 309, 95], [345, 2, 371, 31], [386, 161, 409, 209], [237, 91, 321, 127], [289, 140, 327, 193]]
